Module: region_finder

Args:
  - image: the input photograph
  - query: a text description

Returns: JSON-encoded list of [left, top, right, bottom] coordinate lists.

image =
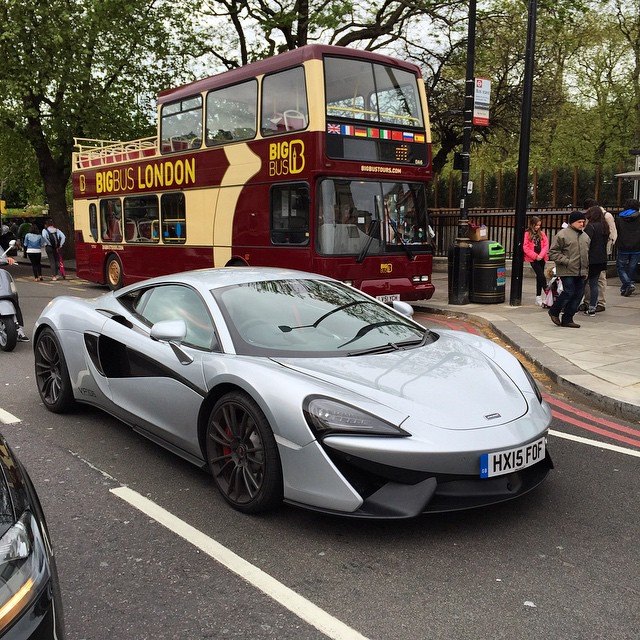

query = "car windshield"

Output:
[[213, 279, 426, 357]]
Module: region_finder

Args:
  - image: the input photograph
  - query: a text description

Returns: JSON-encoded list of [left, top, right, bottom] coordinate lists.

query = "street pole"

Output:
[[510, 0, 537, 306], [448, 0, 476, 305]]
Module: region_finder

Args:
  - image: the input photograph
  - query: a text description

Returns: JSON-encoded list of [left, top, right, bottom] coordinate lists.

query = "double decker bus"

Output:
[[72, 44, 435, 301]]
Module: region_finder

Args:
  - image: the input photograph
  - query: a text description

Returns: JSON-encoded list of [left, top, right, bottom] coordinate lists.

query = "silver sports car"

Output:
[[34, 267, 552, 518]]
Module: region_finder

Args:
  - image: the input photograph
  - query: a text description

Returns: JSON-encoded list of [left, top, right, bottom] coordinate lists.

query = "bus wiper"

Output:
[[357, 219, 380, 263], [388, 219, 414, 261]]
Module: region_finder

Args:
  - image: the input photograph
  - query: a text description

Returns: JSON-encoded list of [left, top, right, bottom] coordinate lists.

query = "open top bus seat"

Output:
[[283, 110, 307, 131]]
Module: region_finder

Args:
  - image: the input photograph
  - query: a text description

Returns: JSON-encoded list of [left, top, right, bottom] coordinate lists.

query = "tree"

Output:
[[198, 0, 459, 69], [0, 0, 202, 252]]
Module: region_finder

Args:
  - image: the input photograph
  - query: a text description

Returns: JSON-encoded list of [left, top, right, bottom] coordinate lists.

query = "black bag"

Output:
[[47, 229, 60, 251]]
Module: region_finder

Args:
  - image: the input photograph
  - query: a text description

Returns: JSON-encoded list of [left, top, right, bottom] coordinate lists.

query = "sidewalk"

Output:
[[413, 266, 640, 422]]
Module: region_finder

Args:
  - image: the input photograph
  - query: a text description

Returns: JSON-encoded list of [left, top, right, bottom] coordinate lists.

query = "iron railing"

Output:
[[430, 207, 620, 259]]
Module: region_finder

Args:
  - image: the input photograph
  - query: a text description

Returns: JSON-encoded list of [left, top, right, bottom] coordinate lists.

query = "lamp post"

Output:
[[510, 0, 537, 306], [448, 0, 476, 305]]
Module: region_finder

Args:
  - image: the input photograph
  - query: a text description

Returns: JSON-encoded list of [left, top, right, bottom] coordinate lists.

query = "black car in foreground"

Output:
[[0, 433, 64, 638]]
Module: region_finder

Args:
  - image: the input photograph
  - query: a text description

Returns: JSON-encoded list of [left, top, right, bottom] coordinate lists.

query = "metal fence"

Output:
[[430, 207, 620, 259]]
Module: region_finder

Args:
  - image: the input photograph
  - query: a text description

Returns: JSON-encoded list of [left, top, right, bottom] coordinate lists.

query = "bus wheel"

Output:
[[105, 255, 124, 290]]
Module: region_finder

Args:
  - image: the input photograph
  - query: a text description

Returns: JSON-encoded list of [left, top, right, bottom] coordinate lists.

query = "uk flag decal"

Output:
[[327, 124, 341, 134]]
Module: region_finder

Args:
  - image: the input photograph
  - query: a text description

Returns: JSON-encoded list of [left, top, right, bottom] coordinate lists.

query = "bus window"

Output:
[[271, 184, 309, 245], [124, 195, 159, 243], [161, 96, 203, 153], [206, 80, 257, 145], [261, 67, 308, 135], [161, 193, 186, 243], [371, 65, 423, 127], [317, 179, 430, 255], [89, 203, 98, 241], [100, 199, 123, 242], [325, 57, 423, 128]]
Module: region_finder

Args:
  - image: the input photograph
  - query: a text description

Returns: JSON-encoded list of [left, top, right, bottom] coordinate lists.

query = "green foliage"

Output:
[[0, 0, 204, 238]]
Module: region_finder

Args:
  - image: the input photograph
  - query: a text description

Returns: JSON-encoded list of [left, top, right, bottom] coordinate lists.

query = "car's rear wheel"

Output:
[[35, 328, 75, 413], [0, 316, 18, 352], [105, 254, 123, 290], [206, 391, 283, 513]]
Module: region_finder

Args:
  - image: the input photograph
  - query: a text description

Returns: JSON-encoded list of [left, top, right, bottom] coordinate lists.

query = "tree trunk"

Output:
[[24, 110, 73, 257]]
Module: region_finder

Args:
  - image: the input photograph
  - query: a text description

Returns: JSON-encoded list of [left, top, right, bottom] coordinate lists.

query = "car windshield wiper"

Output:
[[346, 330, 431, 356], [279, 300, 377, 332], [347, 342, 401, 356], [338, 320, 420, 349]]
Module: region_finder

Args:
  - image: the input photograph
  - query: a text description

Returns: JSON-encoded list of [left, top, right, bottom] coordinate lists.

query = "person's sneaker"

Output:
[[535, 295, 543, 307], [562, 321, 581, 328], [586, 307, 596, 316], [578, 302, 587, 312], [17, 331, 30, 342], [628, 285, 636, 296], [595, 304, 605, 312]]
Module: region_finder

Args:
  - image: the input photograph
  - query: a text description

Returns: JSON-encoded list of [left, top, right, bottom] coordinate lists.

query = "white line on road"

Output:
[[549, 429, 640, 458], [111, 486, 370, 640], [0, 408, 20, 424]]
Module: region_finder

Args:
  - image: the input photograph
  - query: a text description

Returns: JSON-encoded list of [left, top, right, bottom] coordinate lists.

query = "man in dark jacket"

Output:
[[548, 211, 590, 328], [615, 198, 640, 296]]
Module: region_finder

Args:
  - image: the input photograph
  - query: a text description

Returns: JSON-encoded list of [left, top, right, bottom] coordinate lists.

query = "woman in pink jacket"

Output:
[[523, 216, 549, 306]]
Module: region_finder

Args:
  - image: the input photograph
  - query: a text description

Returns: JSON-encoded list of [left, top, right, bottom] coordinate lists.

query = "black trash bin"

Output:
[[470, 240, 506, 303]]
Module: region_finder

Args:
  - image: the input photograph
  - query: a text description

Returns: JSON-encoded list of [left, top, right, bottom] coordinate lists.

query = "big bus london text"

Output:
[[72, 44, 435, 302]]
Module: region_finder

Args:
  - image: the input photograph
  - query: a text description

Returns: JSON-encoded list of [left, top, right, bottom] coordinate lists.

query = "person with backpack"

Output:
[[42, 219, 66, 281], [615, 198, 640, 296]]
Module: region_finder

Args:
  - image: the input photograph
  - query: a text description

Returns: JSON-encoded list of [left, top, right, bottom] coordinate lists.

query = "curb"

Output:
[[414, 303, 640, 423]]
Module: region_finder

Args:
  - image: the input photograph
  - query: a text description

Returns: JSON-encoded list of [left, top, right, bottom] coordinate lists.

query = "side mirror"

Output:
[[150, 319, 187, 343], [392, 300, 414, 318]]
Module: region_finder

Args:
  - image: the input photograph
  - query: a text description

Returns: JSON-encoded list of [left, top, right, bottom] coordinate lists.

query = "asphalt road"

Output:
[[1, 266, 638, 640]]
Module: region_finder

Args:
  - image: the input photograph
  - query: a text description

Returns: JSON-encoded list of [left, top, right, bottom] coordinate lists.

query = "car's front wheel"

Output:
[[35, 328, 75, 413], [206, 391, 283, 513]]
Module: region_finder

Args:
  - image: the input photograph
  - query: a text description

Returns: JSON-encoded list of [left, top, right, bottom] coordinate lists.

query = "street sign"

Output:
[[0, 200, 6, 214], [473, 78, 491, 126]]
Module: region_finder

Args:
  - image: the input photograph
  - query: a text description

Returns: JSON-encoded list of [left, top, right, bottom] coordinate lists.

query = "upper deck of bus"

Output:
[[72, 44, 430, 175], [157, 45, 425, 105]]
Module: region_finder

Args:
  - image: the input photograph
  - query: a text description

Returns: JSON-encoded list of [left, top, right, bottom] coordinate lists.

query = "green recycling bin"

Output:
[[470, 240, 506, 303]]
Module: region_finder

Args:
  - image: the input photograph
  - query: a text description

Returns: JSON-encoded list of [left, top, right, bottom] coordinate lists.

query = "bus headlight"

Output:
[[0, 512, 50, 633]]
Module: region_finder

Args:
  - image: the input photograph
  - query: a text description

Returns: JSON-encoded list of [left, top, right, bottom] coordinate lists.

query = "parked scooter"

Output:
[[0, 240, 22, 351]]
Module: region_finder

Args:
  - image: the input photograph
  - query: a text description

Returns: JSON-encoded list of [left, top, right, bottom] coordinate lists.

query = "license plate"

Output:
[[376, 294, 400, 303], [480, 437, 546, 478]]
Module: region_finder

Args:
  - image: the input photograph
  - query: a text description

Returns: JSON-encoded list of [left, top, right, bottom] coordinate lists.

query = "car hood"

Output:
[[273, 334, 528, 430]]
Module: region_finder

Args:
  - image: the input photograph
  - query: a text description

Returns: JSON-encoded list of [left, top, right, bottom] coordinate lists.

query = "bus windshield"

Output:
[[317, 180, 431, 256], [324, 57, 423, 128]]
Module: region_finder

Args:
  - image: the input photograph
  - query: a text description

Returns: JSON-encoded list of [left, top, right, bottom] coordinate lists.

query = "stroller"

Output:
[[542, 266, 562, 308]]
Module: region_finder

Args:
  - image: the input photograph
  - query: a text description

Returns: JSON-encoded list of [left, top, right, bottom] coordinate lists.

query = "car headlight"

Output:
[[304, 397, 409, 438], [0, 512, 50, 633], [520, 363, 543, 404]]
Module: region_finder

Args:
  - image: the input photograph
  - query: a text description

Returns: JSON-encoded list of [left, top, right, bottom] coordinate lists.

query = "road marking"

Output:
[[545, 394, 640, 438], [551, 410, 640, 448], [549, 429, 640, 458], [0, 408, 20, 424], [111, 486, 370, 640]]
